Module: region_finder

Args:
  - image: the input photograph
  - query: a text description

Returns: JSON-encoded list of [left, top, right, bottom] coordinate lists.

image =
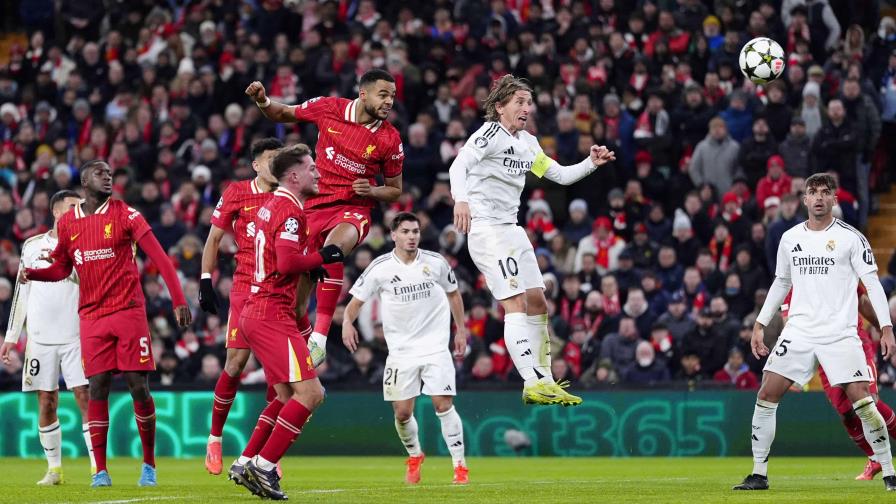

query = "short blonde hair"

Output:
[[483, 75, 533, 122]]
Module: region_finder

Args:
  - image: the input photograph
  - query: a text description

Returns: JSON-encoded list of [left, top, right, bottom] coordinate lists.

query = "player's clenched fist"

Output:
[[245, 81, 268, 104], [589, 145, 616, 167]]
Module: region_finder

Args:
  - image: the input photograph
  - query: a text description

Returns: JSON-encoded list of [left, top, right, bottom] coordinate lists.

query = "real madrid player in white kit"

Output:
[[342, 212, 469, 485], [0, 190, 96, 485], [449, 74, 615, 405], [734, 173, 896, 492]]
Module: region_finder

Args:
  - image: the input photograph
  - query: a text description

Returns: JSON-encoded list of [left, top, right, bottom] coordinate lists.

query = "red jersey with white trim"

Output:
[[782, 284, 870, 343], [293, 96, 403, 209], [50, 198, 152, 319], [210, 178, 274, 293], [241, 188, 310, 321]]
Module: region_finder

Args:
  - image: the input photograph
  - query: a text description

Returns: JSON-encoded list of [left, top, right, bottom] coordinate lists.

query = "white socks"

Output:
[[854, 397, 895, 477], [437, 407, 466, 467], [39, 421, 62, 469], [395, 415, 422, 456], [82, 422, 96, 470], [309, 332, 327, 350], [526, 314, 555, 384], [503, 313, 537, 385], [750, 399, 778, 476], [238, 455, 251, 465], [255, 455, 276, 471]]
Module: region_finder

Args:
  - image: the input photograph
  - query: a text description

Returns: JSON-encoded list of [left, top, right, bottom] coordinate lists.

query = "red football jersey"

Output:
[[293, 96, 404, 209], [210, 178, 274, 293], [51, 199, 152, 319], [782, 284, 868, 341], [241, 188, 309, 321]]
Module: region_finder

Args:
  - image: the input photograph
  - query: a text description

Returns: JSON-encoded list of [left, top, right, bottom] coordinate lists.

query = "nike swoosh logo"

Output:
[[322, 287, 338, 291], [244, 206, 257, 212], [327, 127, 341, 134], [70, 233, 80, 241], [139, 357, 150, 363]]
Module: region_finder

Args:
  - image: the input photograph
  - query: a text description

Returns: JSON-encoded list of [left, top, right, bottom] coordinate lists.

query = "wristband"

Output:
[[257, 97, 272, 109], [201, 273, 212, 280]]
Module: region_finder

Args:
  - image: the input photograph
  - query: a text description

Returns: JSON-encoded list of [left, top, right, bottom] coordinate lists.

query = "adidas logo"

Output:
[[853, 370, 863, 378], [751, 434, 759, 441], [450, 441, 463, 447], [444, 385, 452, 392], [521, 349, 532, 356], [873, 436, 887, 444], [390, 275, 402, 283], [792, 244, 803, 253], [503, 147, 515, 155]]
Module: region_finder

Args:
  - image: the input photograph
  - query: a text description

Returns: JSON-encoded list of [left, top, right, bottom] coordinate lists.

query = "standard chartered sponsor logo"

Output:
[[75, 248, 115, 265], [334, 153, 367, 174]]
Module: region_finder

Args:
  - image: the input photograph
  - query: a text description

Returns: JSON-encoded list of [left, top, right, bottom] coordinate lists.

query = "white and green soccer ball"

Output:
[[738, 37, 786, 84]]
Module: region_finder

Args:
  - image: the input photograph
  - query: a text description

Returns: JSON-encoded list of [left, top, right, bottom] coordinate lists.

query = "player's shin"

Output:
[[239, 398, 286, 464], [854, 396, 896, 476], [843, 412, 875, 457], [526, 314, 554, 383], [750, 399, 778, 476], [503, 312, 538, 384], [395, 415, 422, 456], [313, 262, 344, 337], [256, 399, 313, 469], [87, 399, 109, 473], [210, 372, 241, 438], [38, 420, 62, 469], [436, 407, 466, 467], [134, 396, 156, 467]]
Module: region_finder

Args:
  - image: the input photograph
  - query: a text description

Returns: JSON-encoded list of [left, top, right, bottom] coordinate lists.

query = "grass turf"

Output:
[[1, 456, 889, 503]]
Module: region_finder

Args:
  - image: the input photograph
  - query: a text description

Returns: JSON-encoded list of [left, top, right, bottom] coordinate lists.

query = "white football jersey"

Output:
[[349, 249, 458, 358], [453, 121, 551, 226], [775, 219, 877, 342], [6, 233, 80, 345]]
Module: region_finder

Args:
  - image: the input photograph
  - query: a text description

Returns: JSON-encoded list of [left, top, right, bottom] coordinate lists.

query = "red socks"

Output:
[[88, 399, 110, 472], [877, 399, 896, 438], [844, 412, 875, 457], [211, 372, 240, 437], [297, 313, 312, 341], [134, 397, 156, 467], [242, 399, 286, 459], [313, 262, 344, 335], [258, 399, 313, 464]]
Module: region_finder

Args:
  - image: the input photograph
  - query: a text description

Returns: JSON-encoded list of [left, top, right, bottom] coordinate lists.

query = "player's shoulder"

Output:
[[223, 179, 251, 197], [362, 252, 395, 277], [419, 249, 449, 268], [831, 218, 868, 244], [20, 232, 48, 253], [299, 95, 345, 112]]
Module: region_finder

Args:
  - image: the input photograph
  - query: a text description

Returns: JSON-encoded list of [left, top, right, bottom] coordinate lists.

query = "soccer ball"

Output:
[[738, 37, 786, 85]]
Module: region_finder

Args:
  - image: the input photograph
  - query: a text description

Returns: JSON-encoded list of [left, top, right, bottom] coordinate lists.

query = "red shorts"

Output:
[[306, 204, 371, 250], [80, 306, 153, 377], [239, 316, 317, 385], [226, 290, 251, 349], [820, 337, 878, 415]]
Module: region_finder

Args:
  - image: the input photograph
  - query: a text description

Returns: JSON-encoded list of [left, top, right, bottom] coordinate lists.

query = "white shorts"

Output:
[[468, 224, 545, 300], [22, 340, 88, 392], [383, 351, 456, 402], [763, 330, 869, 387]]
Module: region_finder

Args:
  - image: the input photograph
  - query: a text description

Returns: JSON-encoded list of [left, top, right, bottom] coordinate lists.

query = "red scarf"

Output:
[[709, 235, 732, 272], [583, 311, 604, 336], [560, 297, 584, 322], [592, 234, 618, 269], [601, 293, 621, 317], [77, 116, 93, 148]]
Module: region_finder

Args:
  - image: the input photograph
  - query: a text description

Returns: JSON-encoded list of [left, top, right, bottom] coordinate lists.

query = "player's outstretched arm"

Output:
[[342, 297, 364, 352], [137, 232, 191, 328], [198, 225, 225, 315], [536, 145, 616, 186], [245, 81, 299, 123]]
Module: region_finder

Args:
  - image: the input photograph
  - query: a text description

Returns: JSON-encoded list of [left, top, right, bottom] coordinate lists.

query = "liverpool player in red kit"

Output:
[[245, 69, 403, 367], [227, 145, 341, 500], [21, 160, 191, 488], [782, 285, 896, 480], [198, 138, 290, 475]]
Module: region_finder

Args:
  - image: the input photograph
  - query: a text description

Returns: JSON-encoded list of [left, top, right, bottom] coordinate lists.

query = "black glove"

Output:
[[319, 244, 344, 264], [198, 277, 219, 314], [309, 266, 329, 283]]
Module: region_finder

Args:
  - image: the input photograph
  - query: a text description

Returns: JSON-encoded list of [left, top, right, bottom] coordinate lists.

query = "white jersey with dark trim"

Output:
[[456, 121, 550, 226], [774, 218, 877, 342]]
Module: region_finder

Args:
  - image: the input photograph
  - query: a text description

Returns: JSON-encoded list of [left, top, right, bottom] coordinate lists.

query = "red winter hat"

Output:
[[593, 216, 613, 231], [722, 192, 739, 206], [460, 96, 478, 112], [767, 154, 785, 170], [634, 150, 653, 165]]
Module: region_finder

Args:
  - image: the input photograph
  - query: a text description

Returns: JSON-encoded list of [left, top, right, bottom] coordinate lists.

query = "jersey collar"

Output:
[[274, 187, 303, 210], [250, 178, 261, 194], [74, 198, 110, 219], [344, 99, 383, 133], [391, 248, 420, 265], [802, 217, 837, 232]]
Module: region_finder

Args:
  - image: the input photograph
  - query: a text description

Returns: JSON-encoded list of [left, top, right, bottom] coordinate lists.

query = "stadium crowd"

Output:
[[2, 0, 896, 391]]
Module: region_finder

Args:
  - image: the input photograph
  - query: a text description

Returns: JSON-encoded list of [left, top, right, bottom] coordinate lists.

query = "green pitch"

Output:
[[0, 456, 888, 503]]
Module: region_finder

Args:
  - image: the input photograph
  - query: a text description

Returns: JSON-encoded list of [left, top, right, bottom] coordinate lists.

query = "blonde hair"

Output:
[[483, 74, 533, 122]]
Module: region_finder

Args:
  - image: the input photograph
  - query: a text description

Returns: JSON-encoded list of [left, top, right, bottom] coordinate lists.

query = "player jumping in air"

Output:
[[1, 190, 96, 484], [342, 212, 469, 485], [228, 145, 342, 500], [781, 286, 896, 480], [245, 69, 404, 368], [449, 75, 614, 406], [21, 161, 192, 488], [199, 138, 302, 475], [734, 173, 896, 492]]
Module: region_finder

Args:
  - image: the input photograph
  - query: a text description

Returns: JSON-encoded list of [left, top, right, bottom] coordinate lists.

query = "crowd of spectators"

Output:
[[2, 0, 896, 392]]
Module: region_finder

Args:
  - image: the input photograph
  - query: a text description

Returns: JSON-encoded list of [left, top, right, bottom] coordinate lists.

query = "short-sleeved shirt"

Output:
[[210, 178, 274, 293], [293, 96, 403, 209], [241, 188, 310, 322], [773, 218, 877, 342], [349, 249, 458, 358], [51, 199, 152, 319]]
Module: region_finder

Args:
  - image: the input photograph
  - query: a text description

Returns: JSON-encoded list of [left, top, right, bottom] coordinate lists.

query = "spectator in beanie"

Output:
[[797, 81, 826, 139], [576, 216, 626, 274], [563, 198, 593, 244], [755, 154, 792, 210]]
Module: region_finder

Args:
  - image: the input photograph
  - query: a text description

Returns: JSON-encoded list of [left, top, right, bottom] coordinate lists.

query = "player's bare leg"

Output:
[[245, 379, 325, 500], [72, 385, 96, 475], [207, 347, 251, 475], [36, 390, 64, 485], [87, 372, 113, 487], [308, 223, 358, 366], [124, 371, 157, 487], [844, 381, 896, 490], [392, 398, 425, 484], [432, 396, 468, 484], [733, 371, 792, 490], [525, 288, 581, 406]]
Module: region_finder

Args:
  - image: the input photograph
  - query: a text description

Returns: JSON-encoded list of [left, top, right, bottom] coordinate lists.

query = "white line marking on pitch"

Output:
[[72, 497, 181, 504]]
